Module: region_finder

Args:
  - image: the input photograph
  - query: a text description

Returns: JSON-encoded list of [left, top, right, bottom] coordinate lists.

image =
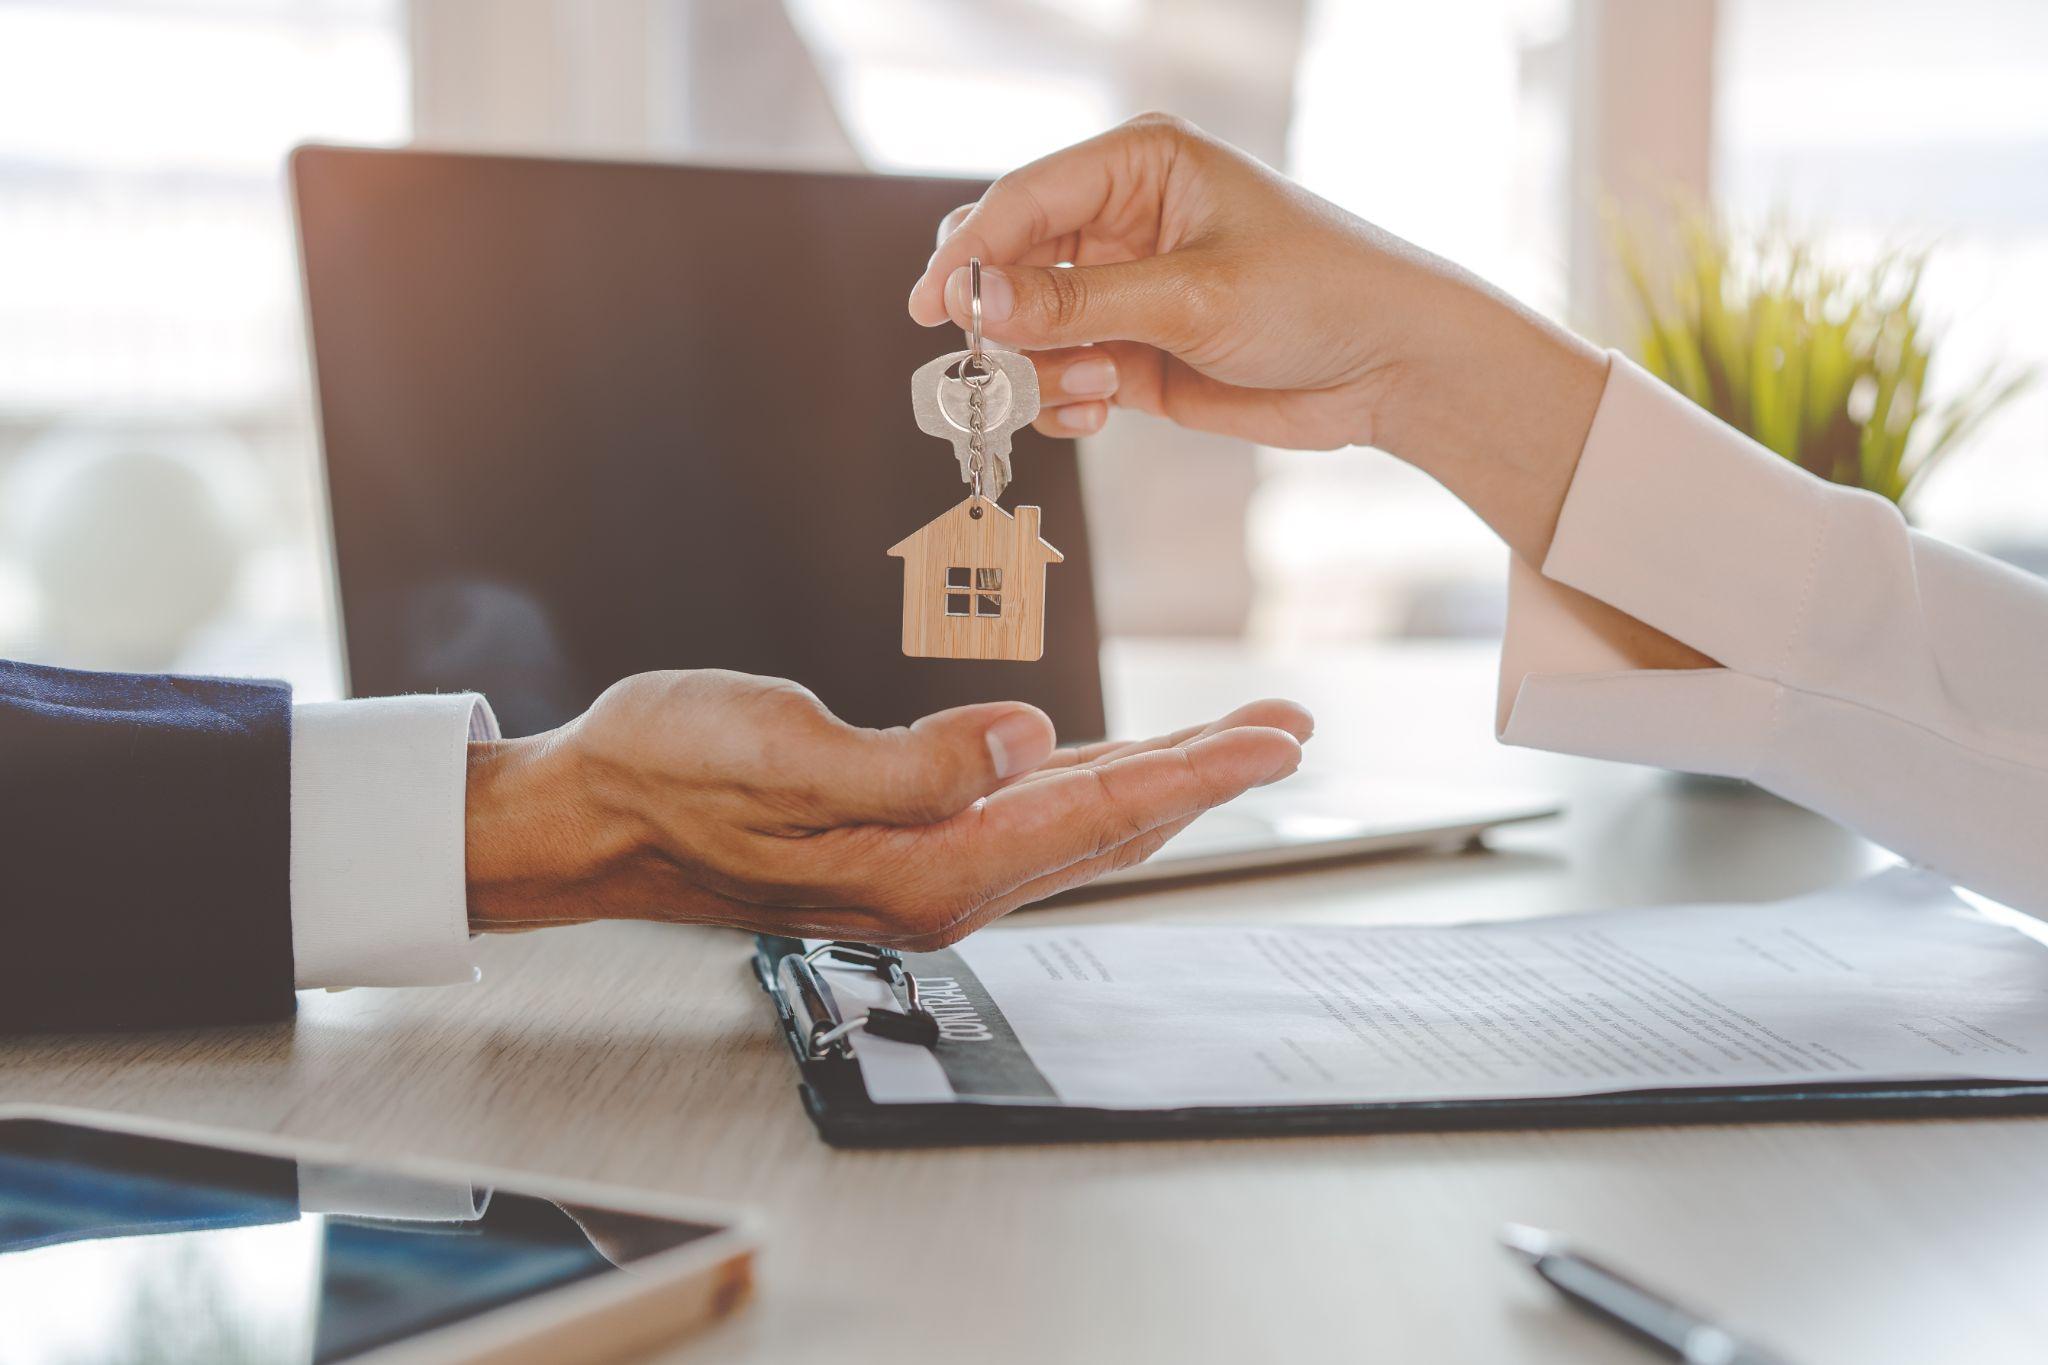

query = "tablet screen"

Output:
[[0, 1118, 721, 1363]]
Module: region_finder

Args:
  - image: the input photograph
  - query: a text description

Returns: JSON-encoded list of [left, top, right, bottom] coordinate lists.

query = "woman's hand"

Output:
[[907, 113, 1611, 564], [462, 670, 1309, 950]]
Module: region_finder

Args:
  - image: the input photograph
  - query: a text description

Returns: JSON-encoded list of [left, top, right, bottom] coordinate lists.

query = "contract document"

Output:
[[824, 870, 2048, 1110]]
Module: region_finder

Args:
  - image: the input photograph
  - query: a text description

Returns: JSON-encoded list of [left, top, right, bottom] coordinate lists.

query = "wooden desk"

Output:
[[9, 642, 2045, 1364]]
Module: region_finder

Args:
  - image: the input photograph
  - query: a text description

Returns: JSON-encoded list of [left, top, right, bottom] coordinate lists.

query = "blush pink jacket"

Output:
[[1498, 355, 2048, 915]]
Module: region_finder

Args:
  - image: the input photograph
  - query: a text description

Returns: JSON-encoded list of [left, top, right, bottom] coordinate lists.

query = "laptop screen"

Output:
[[293, 147, 1104, 739]]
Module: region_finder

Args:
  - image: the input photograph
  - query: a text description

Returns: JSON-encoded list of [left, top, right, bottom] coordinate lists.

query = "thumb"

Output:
[[946, 258, 1206, 353], [820, 702, 1056, 827]]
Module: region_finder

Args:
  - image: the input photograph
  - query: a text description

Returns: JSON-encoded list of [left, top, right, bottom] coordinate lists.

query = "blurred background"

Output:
[[1, 0, 2043, 698]]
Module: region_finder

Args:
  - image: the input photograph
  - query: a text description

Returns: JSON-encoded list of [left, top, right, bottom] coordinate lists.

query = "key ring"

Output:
[[947, 350, 997, 389], [968, 257, 984, 365]]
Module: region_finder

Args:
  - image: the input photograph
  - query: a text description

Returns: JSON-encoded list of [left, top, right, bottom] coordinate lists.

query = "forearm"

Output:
[[1369, 257, 1607, 565], [1372, 257, 1713, 671]]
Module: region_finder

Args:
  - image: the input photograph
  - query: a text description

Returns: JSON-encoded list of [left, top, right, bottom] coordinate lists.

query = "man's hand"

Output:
[[463, 670, 1309, 949]]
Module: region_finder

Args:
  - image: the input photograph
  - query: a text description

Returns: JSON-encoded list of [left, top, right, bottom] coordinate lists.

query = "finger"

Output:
[[936, 203, 974, 248], [812, 702, 1056, 828], [933, 205, 1077, 268], [933, 203, 1080, 274], [909, 125, 1140, 325], [1058, 341, 1353, 450], [1030, 345, 1122, 404], [1007, 810, 1203, 904], [999, 801, 1211, 905], [945, 724, 1302, 906], [1037, 399, 1109, 437], [1026, 344, 1123, 439], [942, 254, 1219, 353], [937, 203, 1074, 257], [903, 811, 1206, 946], [1029, 340, 1147, 436], [910, 115, 1207, 325], [758, 722, 1294, 944], [1015, 698, 1314, 783]]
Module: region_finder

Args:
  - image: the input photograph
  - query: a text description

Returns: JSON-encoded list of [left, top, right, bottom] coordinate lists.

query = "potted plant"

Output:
[[1615, 216, 2034, 514]]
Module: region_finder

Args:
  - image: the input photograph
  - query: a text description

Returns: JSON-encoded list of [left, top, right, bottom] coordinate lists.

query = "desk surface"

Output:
[[8, 641, 2043, 1365]]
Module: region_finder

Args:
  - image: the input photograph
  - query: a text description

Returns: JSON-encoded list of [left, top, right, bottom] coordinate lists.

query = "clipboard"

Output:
[[752, 935, 2048, 1149]]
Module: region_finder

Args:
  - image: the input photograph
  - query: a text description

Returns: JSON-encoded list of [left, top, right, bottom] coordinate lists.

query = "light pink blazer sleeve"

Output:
[[1498, 354, 2048, 915]]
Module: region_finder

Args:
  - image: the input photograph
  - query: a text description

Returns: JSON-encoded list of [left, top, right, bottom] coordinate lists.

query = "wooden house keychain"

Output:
[[889, 258, 1063, 662]]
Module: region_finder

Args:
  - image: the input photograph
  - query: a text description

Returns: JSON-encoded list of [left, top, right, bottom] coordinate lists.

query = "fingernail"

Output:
[[1061, 357, 1117, 396], [985, 711, 1052, 779], [947, 264, 1014, 323], [1057, 404, 1105, 434], [1256, 750, 1303, 787]]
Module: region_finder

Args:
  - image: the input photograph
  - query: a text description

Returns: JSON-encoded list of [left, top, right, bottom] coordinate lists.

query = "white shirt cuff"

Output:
[[289, 694, 500, 989], [1497, 555, 1773, 780], [1537, 353, 1840, 677], [297, 1162, 490, 1222], [1496, 352, 1836, 779]]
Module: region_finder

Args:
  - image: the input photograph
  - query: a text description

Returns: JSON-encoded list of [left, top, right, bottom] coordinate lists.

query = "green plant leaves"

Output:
[[1614, 213, 2036, 511]]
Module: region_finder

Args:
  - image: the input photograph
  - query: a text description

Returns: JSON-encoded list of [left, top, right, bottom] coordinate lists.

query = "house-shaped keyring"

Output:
[[887, 496, 1063, 661]]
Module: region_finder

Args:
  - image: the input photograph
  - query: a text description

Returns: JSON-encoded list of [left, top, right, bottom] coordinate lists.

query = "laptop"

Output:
[[292, 146, 1554, 888]]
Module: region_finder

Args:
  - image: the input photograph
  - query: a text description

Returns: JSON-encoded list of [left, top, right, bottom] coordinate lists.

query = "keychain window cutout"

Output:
[[942, 567, 1002, 618], [974, 568, 1003, 617]]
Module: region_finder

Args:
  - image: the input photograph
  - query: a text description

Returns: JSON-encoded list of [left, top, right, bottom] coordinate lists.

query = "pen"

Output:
[[1499, 1224, 1793, 1365]]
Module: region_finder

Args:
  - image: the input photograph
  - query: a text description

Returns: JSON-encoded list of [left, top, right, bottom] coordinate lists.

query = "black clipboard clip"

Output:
[[774, 942, 941, 1060]]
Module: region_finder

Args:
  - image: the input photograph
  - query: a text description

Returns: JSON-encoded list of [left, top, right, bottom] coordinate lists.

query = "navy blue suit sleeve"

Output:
[[0, 660, 296, 1031]]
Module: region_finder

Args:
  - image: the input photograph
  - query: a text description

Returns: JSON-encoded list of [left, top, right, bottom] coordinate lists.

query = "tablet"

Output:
[[0, 1105, 755, 1364]]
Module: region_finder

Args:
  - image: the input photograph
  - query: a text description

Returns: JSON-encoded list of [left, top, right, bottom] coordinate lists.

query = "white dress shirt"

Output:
[[289, 693, 498, 989], [1500, 353, 2048, 916]]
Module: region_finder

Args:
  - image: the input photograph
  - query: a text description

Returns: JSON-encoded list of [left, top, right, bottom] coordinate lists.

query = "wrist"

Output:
[[1371, 260, 1610, 563], [464, 731, 624, 931]]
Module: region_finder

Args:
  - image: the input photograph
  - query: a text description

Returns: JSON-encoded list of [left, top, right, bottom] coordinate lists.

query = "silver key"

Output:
[[910, 348, 1039, 500]]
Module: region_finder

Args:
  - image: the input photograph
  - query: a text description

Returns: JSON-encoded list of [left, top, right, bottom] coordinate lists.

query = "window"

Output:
[[0, 0, 410, 693], [944, 566, 1003, 619]]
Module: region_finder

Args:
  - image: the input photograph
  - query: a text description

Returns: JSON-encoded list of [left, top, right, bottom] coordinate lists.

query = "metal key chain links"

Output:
[[963, 257, 994, 502]]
